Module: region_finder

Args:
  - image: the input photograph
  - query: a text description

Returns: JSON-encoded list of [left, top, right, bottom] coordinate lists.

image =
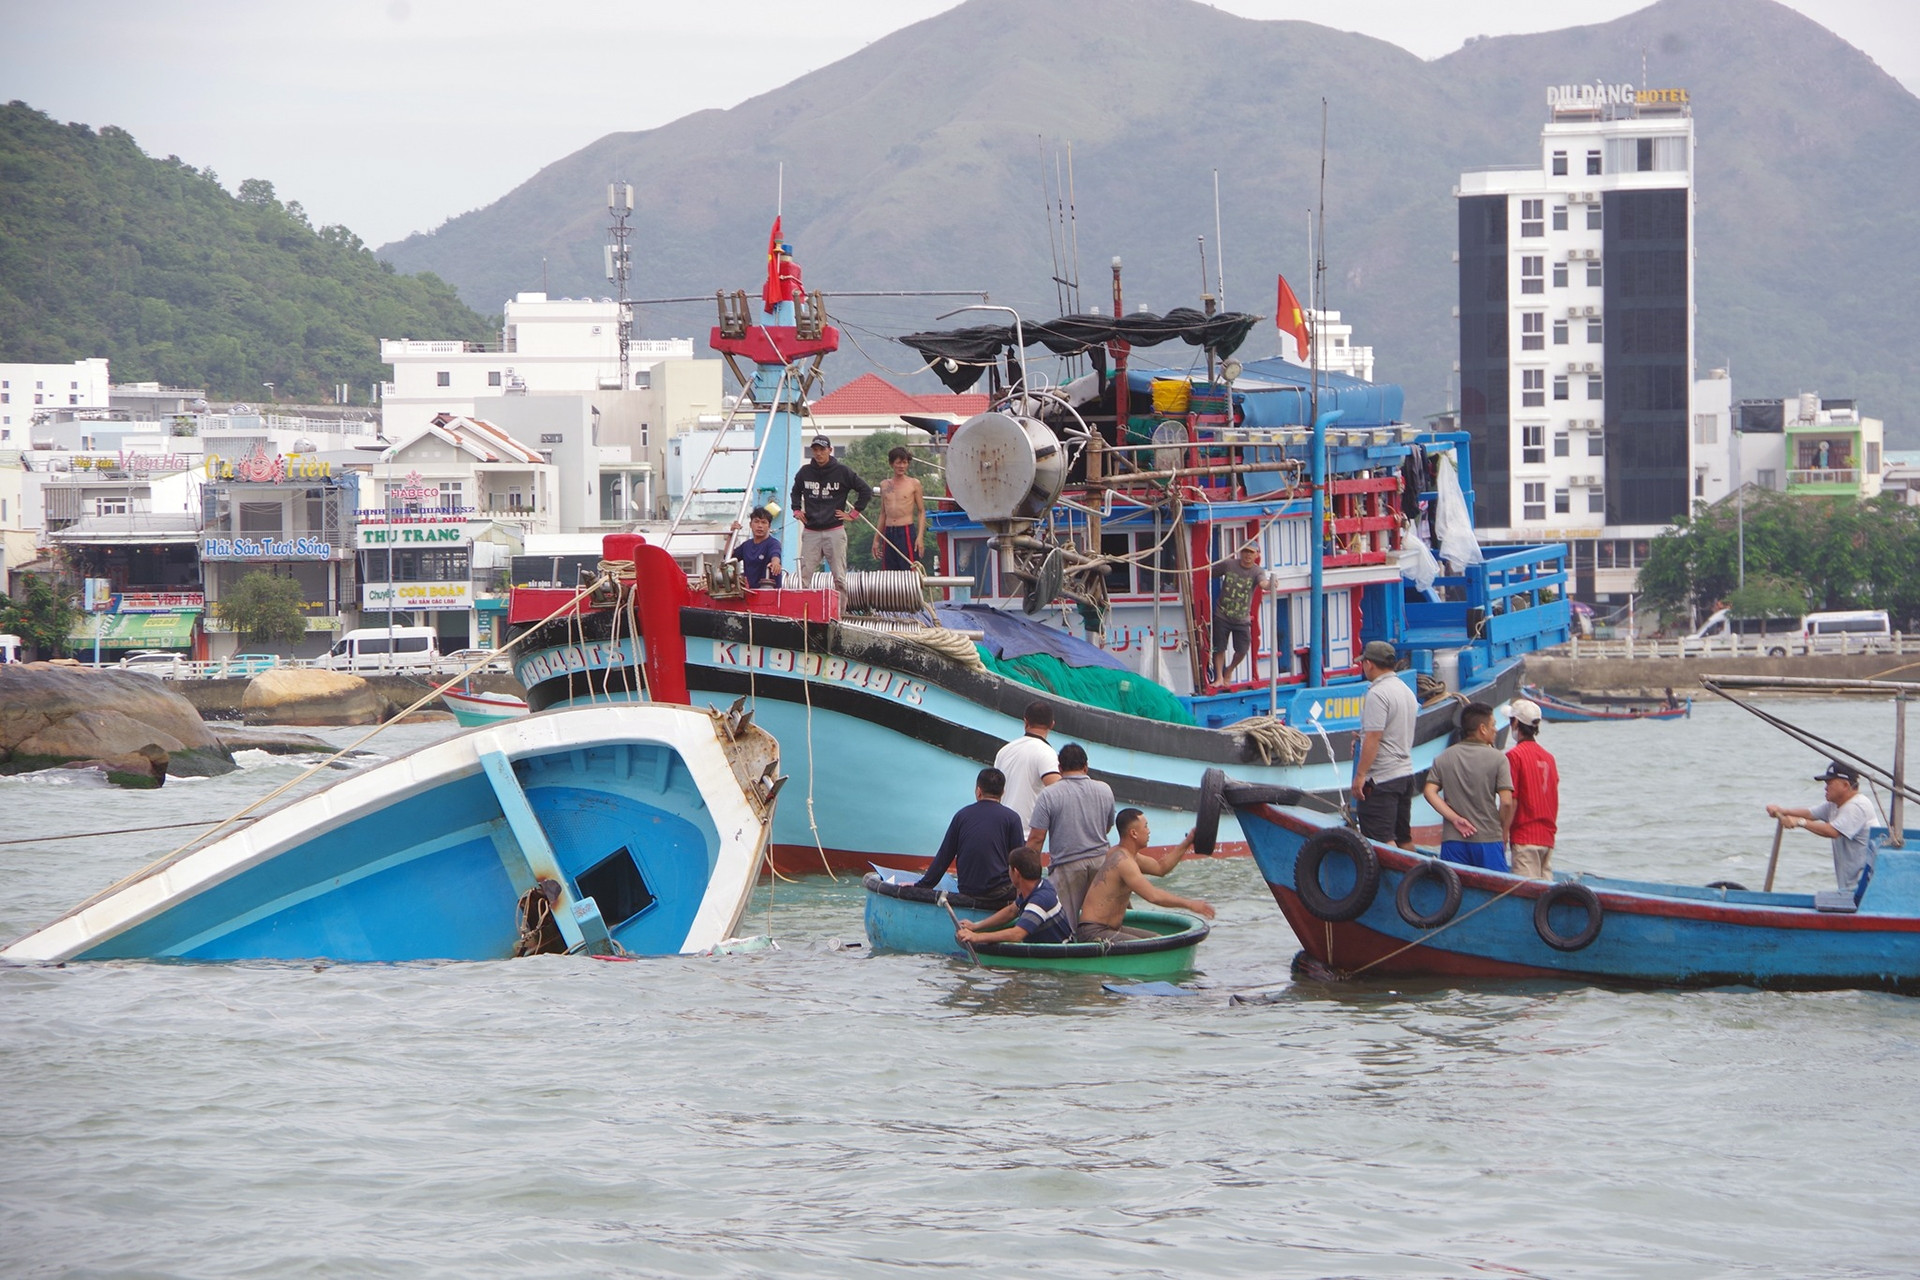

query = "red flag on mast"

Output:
[[1275, 273, 1310, 362], [761, 216, 784, 312]]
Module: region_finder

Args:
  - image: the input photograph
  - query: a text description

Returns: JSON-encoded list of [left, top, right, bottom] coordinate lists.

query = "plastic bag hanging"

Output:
[[1434, 451, 1484, 571], [1398, 521, 1441, 594]]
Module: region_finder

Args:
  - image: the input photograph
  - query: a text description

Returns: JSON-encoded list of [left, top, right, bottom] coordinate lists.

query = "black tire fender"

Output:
[[1396, 858, 1463, 929], [1194, 767, 1226, 856], [1294, 828, 1381, 922], [1534, 881, 1604, 951]]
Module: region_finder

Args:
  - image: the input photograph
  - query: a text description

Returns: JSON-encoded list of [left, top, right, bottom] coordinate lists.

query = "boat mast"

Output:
[[1306, 99, 1329, 688]]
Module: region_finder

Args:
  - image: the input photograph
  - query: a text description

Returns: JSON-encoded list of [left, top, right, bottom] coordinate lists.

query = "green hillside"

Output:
[[377, 0, 1920, 443], [0, 102, 493, 404]]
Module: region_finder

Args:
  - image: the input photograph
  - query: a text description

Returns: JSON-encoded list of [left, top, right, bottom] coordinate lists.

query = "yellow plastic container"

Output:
[[1150, 379, 1191, 414]]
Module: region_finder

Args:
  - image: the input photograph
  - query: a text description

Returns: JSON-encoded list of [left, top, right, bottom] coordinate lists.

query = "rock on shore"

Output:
[[0, 663, 237, 784], [241, 668, 388, 727]]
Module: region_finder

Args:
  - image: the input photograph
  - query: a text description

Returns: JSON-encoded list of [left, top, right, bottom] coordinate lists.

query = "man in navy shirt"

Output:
[[914, 767, 1023, 903], [956, 847, 1072, 946], [728, 506, 784, 588]]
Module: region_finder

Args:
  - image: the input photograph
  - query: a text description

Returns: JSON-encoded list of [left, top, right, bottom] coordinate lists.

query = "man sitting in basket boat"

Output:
[[955, 848, 1074, 947], [1071, 809, 1216, 943]]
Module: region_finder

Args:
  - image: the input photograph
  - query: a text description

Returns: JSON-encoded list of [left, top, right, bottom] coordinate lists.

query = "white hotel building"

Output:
[[1457, 84, 1702, 602]]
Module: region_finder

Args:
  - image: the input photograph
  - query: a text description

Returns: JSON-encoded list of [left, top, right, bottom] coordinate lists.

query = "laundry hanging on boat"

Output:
[[1434, 451, 1484, 572]]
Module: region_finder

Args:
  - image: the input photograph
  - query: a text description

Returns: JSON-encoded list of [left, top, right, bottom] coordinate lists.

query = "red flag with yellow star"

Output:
[[1275, 273, 1310, 362]]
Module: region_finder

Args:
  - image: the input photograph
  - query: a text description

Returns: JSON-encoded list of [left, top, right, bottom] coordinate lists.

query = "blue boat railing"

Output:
[[1402, 542, 1571, 684]]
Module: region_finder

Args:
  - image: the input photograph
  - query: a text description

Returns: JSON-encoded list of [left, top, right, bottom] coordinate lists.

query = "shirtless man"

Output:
[[872, 446, 926, 571], [1072, 809, 1215, 942]]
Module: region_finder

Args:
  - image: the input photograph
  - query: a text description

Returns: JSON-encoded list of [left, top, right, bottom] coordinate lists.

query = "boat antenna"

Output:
[[1197, 235, 1209, 301], [1042, 136, 1066, 317], [1213, 168, 1227, 310], [1312, 98, 1326, 426], [777, 160, 784, 216], [1065, 142, 1083, 314]]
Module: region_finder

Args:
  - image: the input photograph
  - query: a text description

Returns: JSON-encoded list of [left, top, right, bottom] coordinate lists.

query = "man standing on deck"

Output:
[[1767, 760, 1878, 900], [1210, 543, 1263, 684], [1504, 698, 1559, 878], [1023, 742, 1114, 930], [1423, 702, 1513, 872], [1072, 809, 1215, 942], [871, 447, 927, 571], [913, 767, 1023, 905], [995, 701, 1061, 827], [790, 435, 873, 592], [1352, 639, 1419, 850]]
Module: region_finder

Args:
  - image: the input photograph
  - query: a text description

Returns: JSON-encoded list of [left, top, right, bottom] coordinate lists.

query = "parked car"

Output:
[[118, 650, 189, 679], [440, 647, 511, 675], [222, 653, 282, 676]]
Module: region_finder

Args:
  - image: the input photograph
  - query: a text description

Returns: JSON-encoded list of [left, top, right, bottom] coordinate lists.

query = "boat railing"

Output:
[[1555, 633, 1920, 660], [1402, 543, 1572, 681]]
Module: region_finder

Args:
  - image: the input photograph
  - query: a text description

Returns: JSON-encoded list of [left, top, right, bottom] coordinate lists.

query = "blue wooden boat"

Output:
[[862, 873, 1209, 974], [0, 704, 780, 963], [1204, 772, 1920, 993], [1522, 684, 1690, 723], [442, 684, 529, 727]]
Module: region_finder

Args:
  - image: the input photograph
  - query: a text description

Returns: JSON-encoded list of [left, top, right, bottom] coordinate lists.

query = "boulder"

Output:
[[206, 723, 337, 755], [0, 664, 234, 777], [58, 744, 170, 789], [241, 668, 388, 726]]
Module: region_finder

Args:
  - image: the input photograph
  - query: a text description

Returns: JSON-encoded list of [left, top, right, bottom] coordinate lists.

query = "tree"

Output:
[[0, 573, 78, 660], [214, 572, 308, 645], [841, 431, 940, 572]]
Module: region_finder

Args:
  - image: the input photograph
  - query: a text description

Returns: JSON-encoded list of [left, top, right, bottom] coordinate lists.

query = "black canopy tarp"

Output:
[[900, 308, 1261, 393]]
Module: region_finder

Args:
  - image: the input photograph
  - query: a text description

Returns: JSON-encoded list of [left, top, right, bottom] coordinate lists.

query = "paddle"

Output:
[[1763, 817, 1786, 892], [938, 891, 981, 968]]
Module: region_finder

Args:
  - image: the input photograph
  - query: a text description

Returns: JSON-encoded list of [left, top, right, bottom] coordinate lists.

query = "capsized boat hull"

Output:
[[1522, 684, 1689, 722], [1, 705, 775, 963], [1225, 784, 1920, 993], [862, 873, 1208, 974]]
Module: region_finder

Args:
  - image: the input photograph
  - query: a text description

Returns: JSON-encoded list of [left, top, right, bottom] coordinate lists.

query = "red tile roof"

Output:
[[812, 372, 987, 418]]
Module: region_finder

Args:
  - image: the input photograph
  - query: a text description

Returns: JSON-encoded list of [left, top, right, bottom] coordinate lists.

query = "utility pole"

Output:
[[607, 182, 635, 391]]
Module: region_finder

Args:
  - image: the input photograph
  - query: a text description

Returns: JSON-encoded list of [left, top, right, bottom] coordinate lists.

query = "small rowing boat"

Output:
[[862, 873, 1209, 974], [1522, 684, 1689, 723], [442, 685, 530, 726]]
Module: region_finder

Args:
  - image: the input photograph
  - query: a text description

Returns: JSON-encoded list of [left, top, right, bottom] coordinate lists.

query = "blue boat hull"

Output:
[[1229, 789, 1920, 992]]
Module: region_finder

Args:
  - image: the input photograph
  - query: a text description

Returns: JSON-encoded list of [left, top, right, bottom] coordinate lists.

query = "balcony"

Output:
[[1787, 467, 1861, 492]]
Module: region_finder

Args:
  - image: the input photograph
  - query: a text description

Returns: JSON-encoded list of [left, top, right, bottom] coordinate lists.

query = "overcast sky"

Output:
[[3, 0, 1913, 249]]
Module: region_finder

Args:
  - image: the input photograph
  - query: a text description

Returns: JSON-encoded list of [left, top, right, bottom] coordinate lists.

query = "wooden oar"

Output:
[[1763, 817, 1786, 892], [938, 891, 981, 968]]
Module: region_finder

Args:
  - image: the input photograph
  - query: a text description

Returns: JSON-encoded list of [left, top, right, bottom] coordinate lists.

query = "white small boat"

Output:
[[442, 686, 530, 726], [1, 703, 781, 963]]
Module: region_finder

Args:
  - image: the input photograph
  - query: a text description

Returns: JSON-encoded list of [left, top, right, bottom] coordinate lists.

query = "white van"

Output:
[[320, 627, 441, 672], [1801, 610, 1892, 653], [1685, 608, 1802, 656]]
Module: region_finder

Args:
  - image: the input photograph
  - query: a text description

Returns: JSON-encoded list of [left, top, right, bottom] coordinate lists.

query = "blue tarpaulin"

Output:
[[1125, 358, 1404, 428], [931, 603, 1125, 670]]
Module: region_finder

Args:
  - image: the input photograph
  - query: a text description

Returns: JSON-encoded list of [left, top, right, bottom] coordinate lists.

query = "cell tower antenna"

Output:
[[606, 180, 635, 389]]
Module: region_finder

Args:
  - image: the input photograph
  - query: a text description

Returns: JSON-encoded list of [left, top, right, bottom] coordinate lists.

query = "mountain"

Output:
[[0, 102, 493, 405], [376, 0, 1920, 443]]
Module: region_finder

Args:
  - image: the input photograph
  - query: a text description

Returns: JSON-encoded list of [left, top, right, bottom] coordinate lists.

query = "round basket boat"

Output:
[[862, 873, 1210, 975]]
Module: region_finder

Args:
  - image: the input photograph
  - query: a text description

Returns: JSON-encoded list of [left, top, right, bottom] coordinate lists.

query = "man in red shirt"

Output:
[[1504, 697, 1560, 877]]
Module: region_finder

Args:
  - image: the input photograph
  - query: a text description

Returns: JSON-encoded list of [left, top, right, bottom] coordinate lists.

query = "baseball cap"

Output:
[[1814, 759, 1861, 784], [1509, 697, 1542, 727], [810, 434, 833, 449], [1360, 639, 1397, 667]]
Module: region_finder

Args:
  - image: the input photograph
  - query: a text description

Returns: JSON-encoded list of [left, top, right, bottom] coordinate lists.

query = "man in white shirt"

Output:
[[994, 700, 1060, 827], [1767, 759, 1878, 899]]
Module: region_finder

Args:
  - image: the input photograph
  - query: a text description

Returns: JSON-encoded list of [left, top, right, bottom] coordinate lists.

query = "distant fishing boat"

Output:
[[442, 685, 530, 726], [1522, 684, 1690, 722], [862, 873, 1208, 975], [1, 704, 780, 963]]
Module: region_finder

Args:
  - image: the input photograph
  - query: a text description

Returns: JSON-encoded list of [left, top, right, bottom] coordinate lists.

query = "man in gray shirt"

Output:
[[1423, 701, 1513, 871], [1767, 759, 1878, 899], [1024, 742, 1115, 930], [1352, 639, 1419, 849]]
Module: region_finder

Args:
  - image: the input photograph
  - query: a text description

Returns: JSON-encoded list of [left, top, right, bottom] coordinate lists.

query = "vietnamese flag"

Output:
[[761, 215, 783, 312], [1275, 273, 1310, 362]]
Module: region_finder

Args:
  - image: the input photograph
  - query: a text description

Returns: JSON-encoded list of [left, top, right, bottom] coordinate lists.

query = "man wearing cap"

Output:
[[789, 435, 873, 592], [1210, 543, 1264, 684], [1505, 697, 1559, 878], [1767, 761, 1878, 899], [1352, 638, 1419, 849]]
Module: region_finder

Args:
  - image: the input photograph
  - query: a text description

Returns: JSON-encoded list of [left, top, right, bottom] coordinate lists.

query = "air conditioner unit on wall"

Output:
[[1585, 249, 1599, 260], [1584, 418, 1598, 429], [1583, 306, 1599, 317], [1567, 307, 1582, 318], [1583, 362, 1598, 373]]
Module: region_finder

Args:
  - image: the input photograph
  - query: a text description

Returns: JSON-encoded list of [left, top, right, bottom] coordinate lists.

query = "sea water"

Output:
[[3, 699, 1917, 1278]]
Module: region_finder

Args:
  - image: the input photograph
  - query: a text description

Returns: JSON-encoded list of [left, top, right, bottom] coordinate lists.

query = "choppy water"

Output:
[[4, 700, 1919, 1278]]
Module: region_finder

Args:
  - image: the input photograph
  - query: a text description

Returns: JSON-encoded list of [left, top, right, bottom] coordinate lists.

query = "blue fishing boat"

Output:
[[1, 704, 779, 963], [1206, 768, 1920, 993], [1522, 684, 1689, 723], [507, 238, 1571, 875], [442, 684, 530, 727], [862, 873, 1208, 974]]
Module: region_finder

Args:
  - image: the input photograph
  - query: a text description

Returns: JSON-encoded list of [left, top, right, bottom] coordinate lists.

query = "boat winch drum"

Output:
[[1293, 828, 1380, 922], [1395, 858, 1462, 929], [1533, 881, 1603, 951]]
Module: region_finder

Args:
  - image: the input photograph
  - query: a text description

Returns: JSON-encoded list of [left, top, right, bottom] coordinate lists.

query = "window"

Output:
[[1587, 149, 1602, 175], [639, 422, 650, 448], [95, 496, 128, 517], [1552, 150, 1568, 176], [1588, 487, 1606, 513], [439, 480, 463, 508], [1554, 488, 1570, 514], [1694, 472, 1706, 497], [1522, 482, 1546, 522], [1758, 469, 1777, 490], [1553, 375, 1569, 401], [1520, 255, 1543, 294], [69, 395, 79, 405], [436, 371, 451, 387], [1520, 199, 1543, 237], [1587, 317, 1603, 344], [488, 371, 502, 386], [70, 381, 77, 390], [1553, 263, 1569, 288], [1520, 312, 1545, 350], [1522, 370, 1546, 408], [1587, 205, 1603, 230], [1587, 260, 1604, 286], [507, 485, 526, 511], [634, 370, 651, 390], [1694, 413, 1718, 444], [1522, 423, 1545, 463], [1552, 205, 1568, 231], [1553, 320, 1569, 345], [1588, 432, 1605, 457], [34, 394, 44, 405], [1587, 373, 1604, 400], [2, 393, 10, 403], [1553, 431, 1570, 458]]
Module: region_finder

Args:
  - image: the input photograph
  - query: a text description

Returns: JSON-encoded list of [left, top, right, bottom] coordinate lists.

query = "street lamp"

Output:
[[262, 382, 274, 402]]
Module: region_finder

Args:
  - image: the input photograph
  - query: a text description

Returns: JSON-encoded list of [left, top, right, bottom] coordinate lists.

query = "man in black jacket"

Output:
[[789, 434, 873, 590]]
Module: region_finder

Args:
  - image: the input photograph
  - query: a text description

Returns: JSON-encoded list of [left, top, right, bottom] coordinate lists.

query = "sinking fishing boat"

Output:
[[0, 703, 780, 963], [1522, 684, 1689, 723], [861, 872, 1208, 974], [503, 233, 1571, 876], [442, 685, 530, 727]]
